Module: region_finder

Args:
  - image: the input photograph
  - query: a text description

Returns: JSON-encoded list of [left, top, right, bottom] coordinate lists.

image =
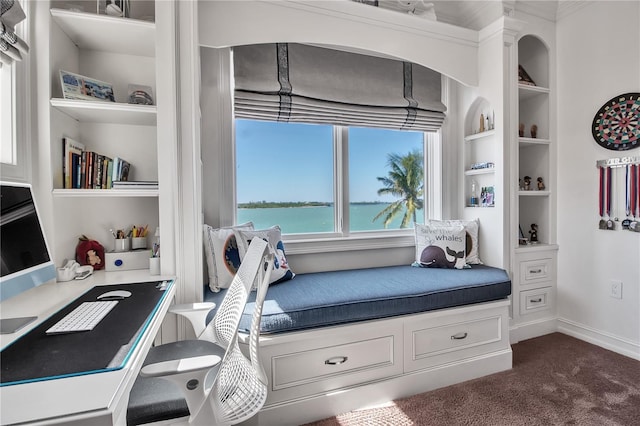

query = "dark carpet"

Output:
[[304, 333, 640, 426]]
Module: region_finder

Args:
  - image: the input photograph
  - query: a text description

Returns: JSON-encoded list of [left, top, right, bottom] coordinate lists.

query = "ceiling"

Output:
[[369, 1, 584, 30]]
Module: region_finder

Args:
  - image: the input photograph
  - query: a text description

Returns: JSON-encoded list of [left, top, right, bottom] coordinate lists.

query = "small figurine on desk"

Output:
[[523, 176, 532, 191], [529, 223, 539, 243], [530, 124, 538, 138], [537, 177, 545, 191]]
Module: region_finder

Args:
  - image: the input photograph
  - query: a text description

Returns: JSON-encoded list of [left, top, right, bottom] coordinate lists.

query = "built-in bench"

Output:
[[205, 264, 511, 334], [204, 264, 513, 425]]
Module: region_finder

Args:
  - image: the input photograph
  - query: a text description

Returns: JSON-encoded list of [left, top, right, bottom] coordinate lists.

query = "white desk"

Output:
[[0, 270, 176, 425]]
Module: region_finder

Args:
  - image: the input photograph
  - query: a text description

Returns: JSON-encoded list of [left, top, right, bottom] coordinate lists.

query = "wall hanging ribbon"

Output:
[[596, 156, 640, 232]]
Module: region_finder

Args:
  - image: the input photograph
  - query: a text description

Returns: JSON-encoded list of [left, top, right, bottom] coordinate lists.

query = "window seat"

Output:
[[203, 264, 512, 425], [204, 264, 511, 334]]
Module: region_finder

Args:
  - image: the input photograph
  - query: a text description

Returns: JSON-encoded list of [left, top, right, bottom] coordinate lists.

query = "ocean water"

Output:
[[238, 203, 424, 234]]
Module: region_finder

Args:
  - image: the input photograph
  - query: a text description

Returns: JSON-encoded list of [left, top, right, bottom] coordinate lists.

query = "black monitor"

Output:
[[0, 181, 56, 333]]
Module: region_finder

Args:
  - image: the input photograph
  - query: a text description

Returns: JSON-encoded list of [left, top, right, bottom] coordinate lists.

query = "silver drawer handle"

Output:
[[451, 332, 468, 340], [530, 297, 543, 303], [530, 268, 543, 274], [325, 356, 348, 365]]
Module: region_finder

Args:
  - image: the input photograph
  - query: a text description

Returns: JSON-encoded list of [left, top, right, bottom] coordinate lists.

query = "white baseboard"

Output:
[[256, 349, 512, 426], [509, 317, 557, 344], [557, 317, 640, 361]]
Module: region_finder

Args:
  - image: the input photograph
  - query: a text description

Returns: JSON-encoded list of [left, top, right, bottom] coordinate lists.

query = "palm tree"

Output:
[[373, 150, 424, 228]]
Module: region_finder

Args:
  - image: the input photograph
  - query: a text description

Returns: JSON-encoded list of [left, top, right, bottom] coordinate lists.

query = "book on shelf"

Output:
[[61, 138, 132, 189], [63, 137, 84, 189], [112, 180, 158, 189]]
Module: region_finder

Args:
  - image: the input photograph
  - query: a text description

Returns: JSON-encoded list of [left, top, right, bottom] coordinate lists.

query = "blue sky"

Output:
[[235, 119, 423, 203]]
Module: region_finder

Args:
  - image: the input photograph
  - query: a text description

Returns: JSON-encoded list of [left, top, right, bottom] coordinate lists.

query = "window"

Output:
[[1, 0, 29, 182], [236, 119, 428, 237], [0, 61, 15, 165]]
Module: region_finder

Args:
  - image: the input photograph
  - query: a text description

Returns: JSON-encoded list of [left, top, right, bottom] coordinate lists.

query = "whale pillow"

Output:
[[414, 223, 466, 269], [426, 218, 482, 265]]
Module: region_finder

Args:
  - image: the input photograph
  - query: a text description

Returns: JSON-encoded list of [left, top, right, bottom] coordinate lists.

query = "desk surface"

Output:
[[0, 270, 176, 425]]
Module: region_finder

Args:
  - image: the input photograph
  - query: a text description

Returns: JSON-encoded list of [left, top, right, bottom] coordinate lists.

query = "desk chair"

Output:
[[127, 238, 273, 425]]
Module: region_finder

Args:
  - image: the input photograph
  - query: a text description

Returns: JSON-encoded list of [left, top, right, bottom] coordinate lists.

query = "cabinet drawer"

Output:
[[404, 304, 508, 372], [271, 335, 395, 390], [519, 286, 553, 315], [261, 320, 403, 404], [519, 258, 553, 286]]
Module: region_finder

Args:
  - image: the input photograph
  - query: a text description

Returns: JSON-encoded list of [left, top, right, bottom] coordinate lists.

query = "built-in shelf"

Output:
[[518, 190, 550, 197], [518, 84, 550, 100], [51, 98, 157, 125], [52, 189, 159, 198], [464, 168, 495, 176], [50, 8, 155, 57], [515, 243, 559, 254], [464, 130, 495, 142], [519, 137, 551, 146]]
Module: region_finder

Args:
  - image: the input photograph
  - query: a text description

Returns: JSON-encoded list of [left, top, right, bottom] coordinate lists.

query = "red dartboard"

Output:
[[591, 92, 640, 151]]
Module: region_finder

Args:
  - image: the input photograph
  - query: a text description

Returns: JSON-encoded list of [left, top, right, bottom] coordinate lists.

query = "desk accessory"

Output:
[[56, 260, 94, 282], [105, 250, 150, 271]]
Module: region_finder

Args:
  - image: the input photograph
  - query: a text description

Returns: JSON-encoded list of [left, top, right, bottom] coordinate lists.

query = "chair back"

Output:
[[200, 237, 269, 348], [211, 249, 274, 425]]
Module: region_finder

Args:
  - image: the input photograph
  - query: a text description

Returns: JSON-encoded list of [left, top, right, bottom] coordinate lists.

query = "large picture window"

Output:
[[236, 119, 426, 236]]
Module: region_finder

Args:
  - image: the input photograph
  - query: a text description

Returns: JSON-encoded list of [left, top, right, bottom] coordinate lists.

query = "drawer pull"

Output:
[[450, 332, 468, 340], [325, 356, 348, 365], [529, 268, 543, 274], [530, 297, 543, 303]]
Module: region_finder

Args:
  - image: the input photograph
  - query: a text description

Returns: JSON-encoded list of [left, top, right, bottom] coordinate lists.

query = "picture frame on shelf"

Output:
[[519, 225, 528, 245], [60, 70, 115, 103]]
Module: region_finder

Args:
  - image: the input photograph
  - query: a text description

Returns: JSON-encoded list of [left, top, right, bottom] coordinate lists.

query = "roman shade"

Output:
[[0, 0, 29, 65], [233, 43, 446, 131]]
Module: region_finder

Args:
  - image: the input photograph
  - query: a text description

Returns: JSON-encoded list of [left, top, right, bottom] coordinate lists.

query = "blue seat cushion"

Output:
[[205, 264, 511, 334]]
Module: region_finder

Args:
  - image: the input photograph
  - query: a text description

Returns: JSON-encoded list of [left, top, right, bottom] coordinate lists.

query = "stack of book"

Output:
[[112, 181, 158, 190], [63, 137, 131, 189]]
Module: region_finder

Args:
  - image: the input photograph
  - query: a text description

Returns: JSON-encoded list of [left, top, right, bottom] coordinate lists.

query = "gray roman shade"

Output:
[[233, 43, 446, 131], [0, 0, 29, 65]]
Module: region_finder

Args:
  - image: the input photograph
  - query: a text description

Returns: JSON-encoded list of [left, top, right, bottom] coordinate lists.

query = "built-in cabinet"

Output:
[[40, 1, 170, 278], [511, 34, 558, 340]]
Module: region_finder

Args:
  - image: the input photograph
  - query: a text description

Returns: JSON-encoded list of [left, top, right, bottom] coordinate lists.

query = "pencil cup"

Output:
[[114, 238, 130, 252], [149, 257, 160, 275], [131, 237, 147, 250]]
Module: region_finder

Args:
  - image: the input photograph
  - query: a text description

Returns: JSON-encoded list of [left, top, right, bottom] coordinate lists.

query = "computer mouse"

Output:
[[97, 290, 132, 300]]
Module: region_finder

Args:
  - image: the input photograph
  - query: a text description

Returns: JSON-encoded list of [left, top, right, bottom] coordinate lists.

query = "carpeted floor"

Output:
[[304, 333, 640, 426]]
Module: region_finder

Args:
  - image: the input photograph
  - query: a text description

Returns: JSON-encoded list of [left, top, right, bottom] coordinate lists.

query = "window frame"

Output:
[[233, 119, 442, 254], [0, 0, 30, 183]]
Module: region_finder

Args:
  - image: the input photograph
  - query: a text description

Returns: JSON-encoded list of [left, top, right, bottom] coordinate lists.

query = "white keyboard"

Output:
[[46, 301, 118, 334]]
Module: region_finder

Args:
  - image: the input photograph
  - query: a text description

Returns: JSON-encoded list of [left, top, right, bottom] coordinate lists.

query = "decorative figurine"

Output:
[[530, 124, 538, 138], [529, 223, 539, 243], [519, 123, 525, 137], [479, 114, 485, 132], [523, 176, 532, 191], [537, 177, 545, 191]]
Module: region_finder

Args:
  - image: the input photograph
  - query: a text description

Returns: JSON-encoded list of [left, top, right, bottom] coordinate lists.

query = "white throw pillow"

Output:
[[203, 222, 254, 292], [414, 223, 466, 269], [426, 218, 482, 265], [234, 225, 295, 285]]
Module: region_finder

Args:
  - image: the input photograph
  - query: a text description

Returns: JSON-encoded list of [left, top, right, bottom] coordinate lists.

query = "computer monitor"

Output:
[[0, 181, 56, 333]]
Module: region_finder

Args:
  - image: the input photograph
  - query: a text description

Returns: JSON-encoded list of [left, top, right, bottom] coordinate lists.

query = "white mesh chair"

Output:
[[126, 237, 273, 425]]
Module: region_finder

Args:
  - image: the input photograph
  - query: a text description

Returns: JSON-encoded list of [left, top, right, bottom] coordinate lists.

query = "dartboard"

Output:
[[592, 92, 640, 151]]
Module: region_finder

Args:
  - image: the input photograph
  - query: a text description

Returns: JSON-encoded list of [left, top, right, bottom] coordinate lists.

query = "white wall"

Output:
[[556, 1, 640, 359]]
